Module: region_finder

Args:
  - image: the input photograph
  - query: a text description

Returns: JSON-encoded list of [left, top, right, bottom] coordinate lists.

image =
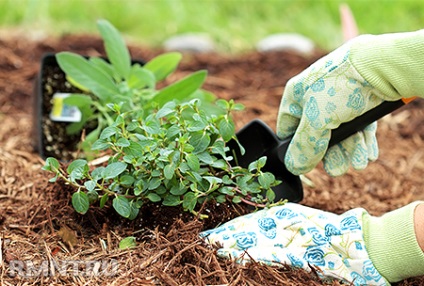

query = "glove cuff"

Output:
[[363, 201, 424, 282], [350, 30, 424, 100]]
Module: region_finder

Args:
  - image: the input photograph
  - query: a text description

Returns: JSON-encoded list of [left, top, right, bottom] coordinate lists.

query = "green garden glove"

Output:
[[277, 30, 424, 176]]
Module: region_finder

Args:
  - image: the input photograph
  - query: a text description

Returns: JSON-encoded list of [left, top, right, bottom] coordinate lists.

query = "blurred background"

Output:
[[1, 0, 423, 52]]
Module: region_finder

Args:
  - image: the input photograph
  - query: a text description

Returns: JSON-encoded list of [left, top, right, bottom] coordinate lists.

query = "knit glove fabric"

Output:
[[363, 201, 424, 283], [200, 203, 389, 285], [277, 30, 424, 176]]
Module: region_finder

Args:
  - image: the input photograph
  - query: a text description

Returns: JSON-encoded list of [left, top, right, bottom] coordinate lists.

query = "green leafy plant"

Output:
[[56, 19, 216, 148], [43, 99, 283, 219], [42, 18, 285, 224]]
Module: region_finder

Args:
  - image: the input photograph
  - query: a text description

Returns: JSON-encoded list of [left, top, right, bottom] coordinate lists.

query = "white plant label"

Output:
[[49, 93, 82, 123]]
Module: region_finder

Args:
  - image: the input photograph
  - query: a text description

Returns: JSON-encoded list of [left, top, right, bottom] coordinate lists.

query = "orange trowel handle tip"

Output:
[[402, 97, 417, 104]]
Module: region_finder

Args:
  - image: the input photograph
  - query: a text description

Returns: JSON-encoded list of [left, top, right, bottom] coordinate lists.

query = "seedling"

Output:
[[42, 19, 285, 222], [55, 19, 216, 151], [43, 99, 283, 219]]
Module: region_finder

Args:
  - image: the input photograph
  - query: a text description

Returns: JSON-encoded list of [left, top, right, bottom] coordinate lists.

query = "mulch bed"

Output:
[[0, 31, 424, 285]]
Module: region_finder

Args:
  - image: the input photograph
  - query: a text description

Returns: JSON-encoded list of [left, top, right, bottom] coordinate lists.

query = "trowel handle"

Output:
[[329, 98, 415, 146], [276, 98, 416, 162]]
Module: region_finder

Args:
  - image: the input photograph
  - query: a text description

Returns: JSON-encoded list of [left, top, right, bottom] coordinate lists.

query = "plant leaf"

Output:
[[266, 188, 276, 202], [196, 151, 214, 164], [67, 159, 88, 174], [97, 19, 131, 79], [67, 159, 89, 182], [248, 156, 267, 172], [128, 65, 155, 89], [218, 119, 235, 142], [100, 193, 109, 208], [56, 52, 119, 100], [170, 184, 187, 196], [102, 162, 127, 179], [162, 194, 181, 206], [258, 172, 275, 189], [113, 196, 131, 218], [218, 186, 235, 195], [189, 132, 210, 153], [116, 137, 130, 147], [89, 57, 116, 79], [72, 191, 90, 214], [63, 94, 93, 108], [128, 202, 140, 220], [65, 105, 92, 135], [84, 180, 96, 191], [153, 70, 207, 107], [100, 126, 119, 139], [147, 177, 161, 190], [42, 157, 59, 172], [182, 192, 197, 212], [87, 190, 99, 204], [163, 164, 175, 180], [91, 139, 110, 150], [120, 175, 135, 186], [144, 52, 182, 81], [119, 236, 137, 249], [186, 154, 200, 171], [147, 193, 161, 202]]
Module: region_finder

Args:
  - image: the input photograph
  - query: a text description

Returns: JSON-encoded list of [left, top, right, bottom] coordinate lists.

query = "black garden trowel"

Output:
[[227, 98, 416, 203]]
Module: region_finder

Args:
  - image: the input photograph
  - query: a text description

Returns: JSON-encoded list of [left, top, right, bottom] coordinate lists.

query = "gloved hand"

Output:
[[200, 203, 388, 285], [277, 30, 424, 176], [200, 202, 424, 285]]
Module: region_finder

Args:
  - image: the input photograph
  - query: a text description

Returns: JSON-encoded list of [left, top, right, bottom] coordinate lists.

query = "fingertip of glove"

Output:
[[324, 165, 349, 177], [284, 155, 315, 176]]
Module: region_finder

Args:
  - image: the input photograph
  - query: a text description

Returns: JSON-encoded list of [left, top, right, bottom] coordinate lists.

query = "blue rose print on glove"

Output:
[[355, 241, 363, 250], [304, 246, 326, 267], [305, 97, 321, 129], [200, 204, 387, 285], [351, 143, 368, 167], [311, 78, 326, 92], [199, 225, 226, 238], [340, 216, 361, 231], [324, 224, 342, 236], [287, 253, 304, 268], [258, 218, 277, 239], [293, 82, 305, 102], [275, 208, 299, 220], [350, 272, 367, 286], [363, 260, 384, 282], [308, 227, 330, 245], [315, 136, 330, 155], [276, 40, 387, 177], [233, 232, 257, 249], [346, 88, 365, 113]]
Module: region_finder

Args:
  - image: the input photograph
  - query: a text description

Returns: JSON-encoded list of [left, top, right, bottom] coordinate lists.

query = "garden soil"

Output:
[[1, 32, 424, 285]]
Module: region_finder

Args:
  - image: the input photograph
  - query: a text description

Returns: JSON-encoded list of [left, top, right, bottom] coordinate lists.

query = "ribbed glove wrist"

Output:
[[363, 201, 424, 282], [350, 30, 424, 100]]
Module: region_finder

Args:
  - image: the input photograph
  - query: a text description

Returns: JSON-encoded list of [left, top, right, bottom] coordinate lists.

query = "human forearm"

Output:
[[414, 203, 424, 252], [363, 201, 424, 283]]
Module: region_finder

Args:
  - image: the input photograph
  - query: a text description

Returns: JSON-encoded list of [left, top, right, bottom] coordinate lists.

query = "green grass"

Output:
[[1, 0, 424, 52]]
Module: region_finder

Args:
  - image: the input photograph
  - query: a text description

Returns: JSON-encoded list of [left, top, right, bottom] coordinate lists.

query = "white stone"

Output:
[[256, 33, 315, 54], [163, 33, 215, 53]]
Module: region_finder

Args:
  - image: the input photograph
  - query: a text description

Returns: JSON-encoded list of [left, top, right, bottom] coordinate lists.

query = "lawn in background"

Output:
[[0, 0, 423, 52]]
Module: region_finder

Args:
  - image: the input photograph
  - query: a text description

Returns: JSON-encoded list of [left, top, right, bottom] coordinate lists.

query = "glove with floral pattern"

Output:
[[277, 30, 424, 176], [201, 203, 387, 285]]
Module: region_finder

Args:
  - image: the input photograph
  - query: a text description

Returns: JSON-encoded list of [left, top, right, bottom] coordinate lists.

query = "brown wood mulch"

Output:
[[0, 31, 424, 285]]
